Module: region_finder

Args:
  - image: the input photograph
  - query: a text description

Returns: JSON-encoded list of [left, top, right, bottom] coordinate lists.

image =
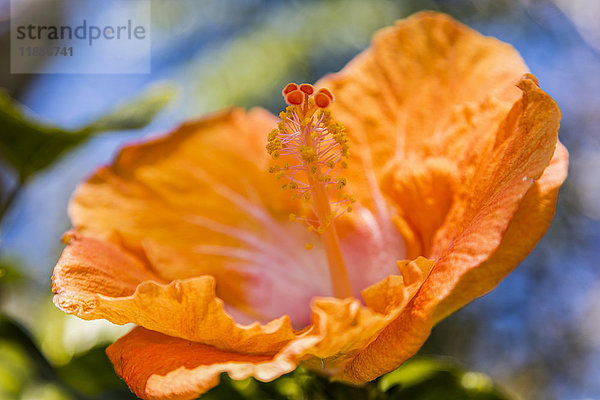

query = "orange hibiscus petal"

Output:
[[380, 157, 459, 258], [301, 258, 434, 375], [106, 327, 297, 400], [93, 276, 296, 354], [426, 76, 563, 310], [433, 140, 568, 322], [53, 233, 296, 355], [340, 75, 566, 384], [52, 232, 164, 315], [105, 302, 384, 400], [318, 11, 527, 211], [70, 107, 277, 281], [361, 257, 435, 315], [332, 258, 435, 382], [105, 257, 436, 399]]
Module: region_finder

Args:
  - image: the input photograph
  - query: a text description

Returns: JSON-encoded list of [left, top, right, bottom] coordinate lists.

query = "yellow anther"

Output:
[[329, 122, 344, 135], [298, 146, 318, 163], [268, 129, 278, 141], [289, 213, 297, 222], [305, 243, 314, 250], [319, 109, 332, 126], [265, 138, 282, 156]]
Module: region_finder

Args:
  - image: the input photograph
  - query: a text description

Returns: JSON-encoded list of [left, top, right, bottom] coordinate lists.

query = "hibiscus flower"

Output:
[[51, 11, 568, 400]]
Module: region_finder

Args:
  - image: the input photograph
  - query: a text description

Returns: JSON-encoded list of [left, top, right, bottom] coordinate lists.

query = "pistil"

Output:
[[267, 83, 355, 298]]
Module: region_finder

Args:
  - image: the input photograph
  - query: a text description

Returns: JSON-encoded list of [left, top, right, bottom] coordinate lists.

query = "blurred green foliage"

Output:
[[0, 259, 24, 287], [199, 358, 512, 400], [0, 317, 514, 400], [0, 314, 137, 400], [0, 82, 175, 399], [0, 315, 74, 400], [55, 347, 130, 396], [177, 0, 403, 116], [0, 83, 175, 183]]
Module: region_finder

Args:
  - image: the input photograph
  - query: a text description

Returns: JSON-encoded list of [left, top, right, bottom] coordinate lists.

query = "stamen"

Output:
[[266, 83, 356, 299]]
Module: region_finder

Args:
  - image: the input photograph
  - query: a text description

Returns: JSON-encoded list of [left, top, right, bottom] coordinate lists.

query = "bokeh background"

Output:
[[1, 0, 599, 399]]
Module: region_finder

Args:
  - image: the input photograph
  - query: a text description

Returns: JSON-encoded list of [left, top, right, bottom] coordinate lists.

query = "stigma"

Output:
[[266, 83, 355, 299]]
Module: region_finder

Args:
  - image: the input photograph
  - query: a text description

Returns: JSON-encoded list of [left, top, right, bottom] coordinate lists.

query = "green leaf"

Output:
[[0, 336, 33, 398], [20, 382, 74, 400], [77, 83, 176, 135], [55, 346, 135, 398], [203, 368, 377, 400], [0, 83, 175, 182], [0, 314, 139, 400], [0, 314, 57, 382], [379, 358, 455, 392], [0, 259, 24, 286], [379, 357, 513, 400]]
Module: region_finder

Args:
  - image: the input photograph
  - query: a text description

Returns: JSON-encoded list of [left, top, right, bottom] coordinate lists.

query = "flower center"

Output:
[[267, 83, 355, 298]]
